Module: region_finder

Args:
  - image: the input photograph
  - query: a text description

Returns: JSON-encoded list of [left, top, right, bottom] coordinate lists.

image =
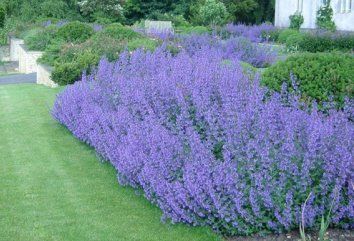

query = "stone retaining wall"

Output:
[[9, 36, 58, 88], [18, 44, 43, 74], [10, 37, 24, 62], [37, 63, 57, 88]]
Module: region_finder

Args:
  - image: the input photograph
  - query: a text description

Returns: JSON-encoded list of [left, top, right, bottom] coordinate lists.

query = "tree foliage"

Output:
[[199, 0, 228, 26]]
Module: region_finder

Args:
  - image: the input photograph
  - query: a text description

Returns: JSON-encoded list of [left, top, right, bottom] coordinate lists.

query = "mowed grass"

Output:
[[0, 84, 221, 241]]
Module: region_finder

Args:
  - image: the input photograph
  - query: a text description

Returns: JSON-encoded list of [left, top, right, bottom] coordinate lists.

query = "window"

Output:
[[339, 0, 352, 13], [297, 0, 303, 12], [347, 0, 352, 12], [341, 0, 347, 13]]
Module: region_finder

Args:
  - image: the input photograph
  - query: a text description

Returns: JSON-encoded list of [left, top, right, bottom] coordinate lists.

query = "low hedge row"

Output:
[[277, 29, 354, 53], [262, 52, 354, 107]]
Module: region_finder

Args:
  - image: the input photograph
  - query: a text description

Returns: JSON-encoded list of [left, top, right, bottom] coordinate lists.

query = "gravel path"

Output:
[[0, 73, 36, 85]]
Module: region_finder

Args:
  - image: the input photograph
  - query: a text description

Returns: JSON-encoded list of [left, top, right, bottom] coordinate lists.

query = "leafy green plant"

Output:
[[285, 32, 305, 52], [277, 29, 299, 43], [316, 0, 336, 31], [40, 0, 70, 19], [0, 5, 5, 28], [299, 189, 337, 241], [262, 53, 354, 107], [17, 27, 43, 40], [88, 35, 126, 61], [52, 51, 99, 85], [37, 39, 65, 66], [298, 32, 354, 52], [176, 25, 209, 35], [77, 0, 125, 23], [199, 0, 228, 26], [24, 26, 58, 51], [94, 23, 142, 41], [299, 193, 312, 241], [289, 11, 304, 30], [127, 38, 158, 52], [57, 21, 94, 43]]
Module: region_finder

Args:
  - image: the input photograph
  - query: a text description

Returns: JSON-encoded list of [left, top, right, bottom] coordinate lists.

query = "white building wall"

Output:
[[275, 0, 354, 31], [333, 0, 354, 31]]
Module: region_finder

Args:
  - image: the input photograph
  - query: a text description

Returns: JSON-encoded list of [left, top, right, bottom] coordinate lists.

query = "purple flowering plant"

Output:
[[177, 33, 276, 68], [92, 23, 104, 32], [223, 23, 278, 43], [52, 46, 353, 235]]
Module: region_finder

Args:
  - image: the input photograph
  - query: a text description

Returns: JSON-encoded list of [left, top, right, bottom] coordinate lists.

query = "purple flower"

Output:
[[93, 24, 103, 32], [52, 46, 354, 235], [56, 20, 69, 28], [43, 20, 52, 28]]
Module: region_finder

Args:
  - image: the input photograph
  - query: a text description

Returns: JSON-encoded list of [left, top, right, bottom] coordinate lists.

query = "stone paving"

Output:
[[0, 54, 36, 85], [0, 73, 37, 85]]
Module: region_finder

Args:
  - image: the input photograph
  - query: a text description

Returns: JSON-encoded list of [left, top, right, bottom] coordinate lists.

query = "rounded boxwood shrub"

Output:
[[94, 23, 142, 41], [262, 53, 354, 106], [51, 62, 82, 85], [57, 21, 94, 43], [52, 51, 100, 85], [277, 29, 299, 43]]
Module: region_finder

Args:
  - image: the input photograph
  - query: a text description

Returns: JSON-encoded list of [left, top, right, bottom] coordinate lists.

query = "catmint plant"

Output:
[[53, 47, 353, 235]]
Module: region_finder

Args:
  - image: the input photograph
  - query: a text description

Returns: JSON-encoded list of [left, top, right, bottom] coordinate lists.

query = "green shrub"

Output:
[[94, 23, 142, 41], [298, 32, 354, 52], [285, 32, 305, 52], [13, 22, 42, 39], [51, 62, 82, 85], [316, 1, 336, 31], [177, 26, 209, 35], [127, 38, 159, 52], [262, 53, 354, 106], [88, 35, 126, 61], [289, 12, 304, 30], [0, 5, 5, 28], [264, 29, 280, 42], [277, 29, 299, 43], [37, 39, 65, 65], [52, 51, 99, 85], [40, 0, 69, 19], [24, 26, 58, 51], [91, 12, 115, 24], [57, 21, 94, 43], [0, 17, 17, 45], [199, 0, 228, 26]]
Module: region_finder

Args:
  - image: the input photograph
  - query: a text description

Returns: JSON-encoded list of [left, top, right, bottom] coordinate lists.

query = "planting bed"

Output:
[[53, 47, 353, 236]]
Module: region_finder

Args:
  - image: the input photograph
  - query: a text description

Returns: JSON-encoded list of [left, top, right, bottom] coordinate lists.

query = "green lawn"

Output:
[[0, 84, 221, 241]]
